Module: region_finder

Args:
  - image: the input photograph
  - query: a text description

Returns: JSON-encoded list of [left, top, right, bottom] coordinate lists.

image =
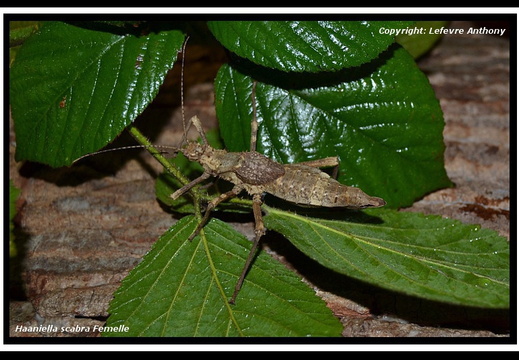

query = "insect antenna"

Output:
[[179, 36, 192, 148], [72, 144, 180, 164], [176, 36, 209, 147]]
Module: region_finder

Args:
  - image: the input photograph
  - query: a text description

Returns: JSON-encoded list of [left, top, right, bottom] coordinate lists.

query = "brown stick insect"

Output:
[[165, 34, 388, 302], [174, 83, 386, 303], [76, 40, 386, 304]]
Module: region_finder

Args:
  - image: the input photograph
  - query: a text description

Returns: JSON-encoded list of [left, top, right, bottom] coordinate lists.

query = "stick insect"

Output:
[[172, 80, 385, 303], [76, 39, 386, 304]]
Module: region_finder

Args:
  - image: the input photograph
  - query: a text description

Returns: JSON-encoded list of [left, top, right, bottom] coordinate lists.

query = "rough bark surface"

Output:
[[9, 22, 510, 339]]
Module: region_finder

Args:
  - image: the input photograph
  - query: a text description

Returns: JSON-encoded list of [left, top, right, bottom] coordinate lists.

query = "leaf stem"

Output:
[[127, 125, 190, 186], [127, 124, 206, 218]]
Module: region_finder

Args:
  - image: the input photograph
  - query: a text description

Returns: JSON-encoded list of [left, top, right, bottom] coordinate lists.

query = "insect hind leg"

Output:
[[297, 156, 340, 179]]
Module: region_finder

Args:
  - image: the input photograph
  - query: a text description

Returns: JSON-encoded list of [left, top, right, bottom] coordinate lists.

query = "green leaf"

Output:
[[105, 216, 342, 337], [208, 21, 413, 72], [264, 207, 510, 309], [215, 45, 452, 209], [10, 21, 185, 167]]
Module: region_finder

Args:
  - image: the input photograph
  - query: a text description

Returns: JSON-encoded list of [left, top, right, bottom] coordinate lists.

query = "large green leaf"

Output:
[[10, 21, 185, 167], [264, 207, 509, 309], [214, 45, 452, 209], [208, 21, 413, 72], [105, 216, 343, 337], [105, 207, 508, 338]]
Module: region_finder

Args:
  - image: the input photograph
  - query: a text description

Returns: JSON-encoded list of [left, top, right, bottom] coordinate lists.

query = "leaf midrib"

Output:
[[266, 207, 508, 292]]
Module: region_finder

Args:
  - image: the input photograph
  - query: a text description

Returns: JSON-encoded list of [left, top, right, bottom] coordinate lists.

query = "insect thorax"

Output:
[[234, 151, 285, 185]]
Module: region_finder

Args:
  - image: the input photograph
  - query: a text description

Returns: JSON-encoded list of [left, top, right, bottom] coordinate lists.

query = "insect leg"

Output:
[[297, 156, 340, 179], [170, 172, 210, 200], [188, 185, 243, 241], [250, 81, 258, 152], [229, 193, 265, 304], [188, 115, 208, 145], [297, 156, 339, 168]]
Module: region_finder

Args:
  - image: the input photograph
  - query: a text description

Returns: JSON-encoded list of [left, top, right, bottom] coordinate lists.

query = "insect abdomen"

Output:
[[264, 164, 385, 209]]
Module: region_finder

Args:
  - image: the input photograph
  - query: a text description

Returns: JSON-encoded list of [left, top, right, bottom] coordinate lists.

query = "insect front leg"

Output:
[[188, 184, 244, 241], [184, 115, 208, 145], [170, 172, 211, 201], [229, 193, 265, 305]]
